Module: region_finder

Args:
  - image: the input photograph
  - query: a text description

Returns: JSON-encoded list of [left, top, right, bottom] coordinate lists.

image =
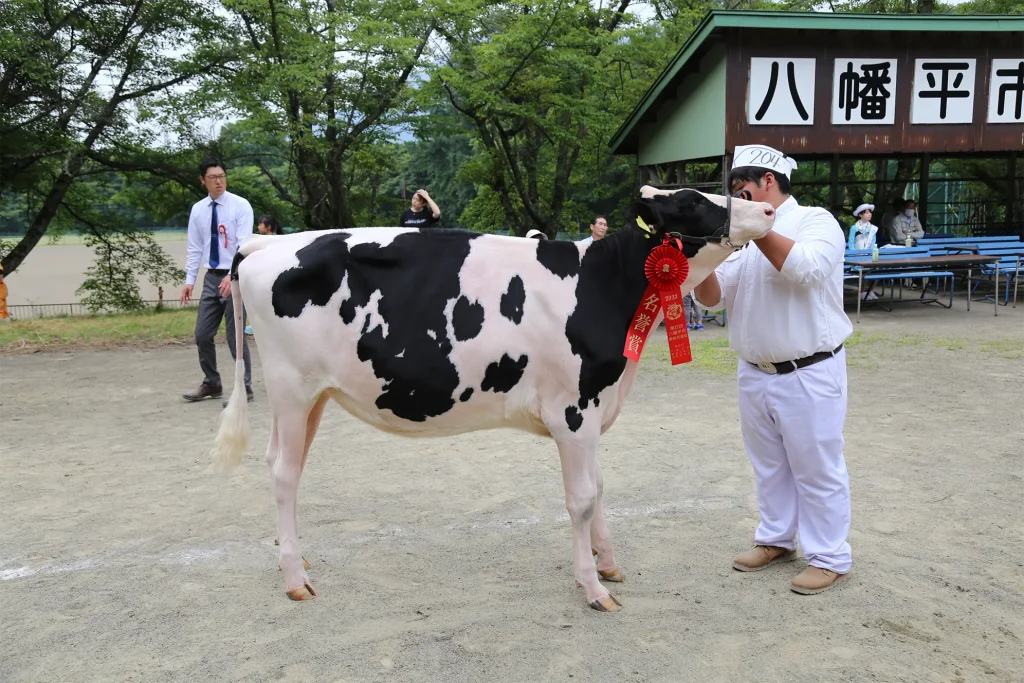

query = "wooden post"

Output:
[[919, 153, 931, 228], [1008, 152, 1019, 234], [721, 154, 731, 195], [829, 154, 840, 215], [874, 158, 885, 206]]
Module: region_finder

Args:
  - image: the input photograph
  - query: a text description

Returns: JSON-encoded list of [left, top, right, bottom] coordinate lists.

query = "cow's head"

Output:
[[626, 187, 775, 257]]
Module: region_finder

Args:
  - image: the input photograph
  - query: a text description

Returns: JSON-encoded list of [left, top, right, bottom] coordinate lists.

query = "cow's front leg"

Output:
[[590, 467, 623, 583], [554, 433, 621, 612], [273, 409, 317, 600]]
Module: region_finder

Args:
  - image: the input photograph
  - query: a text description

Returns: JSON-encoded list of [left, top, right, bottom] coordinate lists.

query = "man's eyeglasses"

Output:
[[204, 174, 227, 181]]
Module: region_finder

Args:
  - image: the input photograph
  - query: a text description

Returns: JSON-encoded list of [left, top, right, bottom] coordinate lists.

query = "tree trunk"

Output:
[[1, 156, 83, 273]]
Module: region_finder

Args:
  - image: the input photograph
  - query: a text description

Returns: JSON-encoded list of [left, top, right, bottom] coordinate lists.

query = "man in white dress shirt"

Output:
[[179, 159, 254, 404], [578, 215, 608, 245], [692, 144, 854, 595]]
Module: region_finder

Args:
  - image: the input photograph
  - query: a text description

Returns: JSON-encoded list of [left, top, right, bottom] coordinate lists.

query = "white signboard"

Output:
[[748, 58, 815, 126], [910, 59, 976, 124], [987, 59, 1024, 124], [831, 58, 897, 125]]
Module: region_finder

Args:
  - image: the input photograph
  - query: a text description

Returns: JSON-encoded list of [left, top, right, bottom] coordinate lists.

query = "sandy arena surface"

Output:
[[2, 305, 1023, 683], [4, 239, 188, 307]]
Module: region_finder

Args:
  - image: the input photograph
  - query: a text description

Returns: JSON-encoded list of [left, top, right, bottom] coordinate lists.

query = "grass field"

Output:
[[0, 308, 208, 352], [4, 309, 1023, 368]]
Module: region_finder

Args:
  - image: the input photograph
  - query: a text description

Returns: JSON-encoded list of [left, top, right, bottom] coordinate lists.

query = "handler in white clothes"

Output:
[[692, 144, 855, 595]]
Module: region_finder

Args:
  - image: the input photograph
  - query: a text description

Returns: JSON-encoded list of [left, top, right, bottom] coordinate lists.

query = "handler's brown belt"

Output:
[[748, 344, 843, 375]]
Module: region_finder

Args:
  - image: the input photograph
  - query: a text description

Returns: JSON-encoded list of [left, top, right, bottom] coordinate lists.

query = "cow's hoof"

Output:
[[588, 594, 622, 612], [598, 567, 624, 583], [286, 583, 318, 601], [278, 556, 311, 571]]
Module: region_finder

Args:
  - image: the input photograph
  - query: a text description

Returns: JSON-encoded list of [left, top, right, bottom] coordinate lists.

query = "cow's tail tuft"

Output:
[[211, 252, 249, 471]]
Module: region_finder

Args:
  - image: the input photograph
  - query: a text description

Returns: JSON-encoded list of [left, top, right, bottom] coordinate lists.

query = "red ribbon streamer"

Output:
[[623, 241, 693, 365], [218, 224, 228, 249]]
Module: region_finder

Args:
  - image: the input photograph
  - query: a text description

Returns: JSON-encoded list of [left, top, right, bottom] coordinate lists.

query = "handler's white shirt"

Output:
[[184, 190, 254, 285], [694, 196, 853, 364]]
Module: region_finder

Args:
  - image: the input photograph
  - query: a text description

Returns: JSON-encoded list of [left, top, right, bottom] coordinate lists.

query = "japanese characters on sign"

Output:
[[910, 59, 976, 124], [831, 59, 897, 125], [748, 57, 1024, 126], [988, 59, 1024, 124], [748, 58, 816, 125]]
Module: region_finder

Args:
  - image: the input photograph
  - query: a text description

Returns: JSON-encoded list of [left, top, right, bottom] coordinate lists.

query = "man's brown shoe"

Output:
[[732, 545, 797, 572], [791, 566, 848, 595], [183, 383, 223, 402]]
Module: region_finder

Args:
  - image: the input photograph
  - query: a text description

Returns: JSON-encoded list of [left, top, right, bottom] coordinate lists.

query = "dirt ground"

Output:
[[2, 304, 1023, 683]]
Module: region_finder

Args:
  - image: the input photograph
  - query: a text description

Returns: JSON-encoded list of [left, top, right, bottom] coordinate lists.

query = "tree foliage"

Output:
[[0, 0, 221, 310], [211, 0, 437, 230]]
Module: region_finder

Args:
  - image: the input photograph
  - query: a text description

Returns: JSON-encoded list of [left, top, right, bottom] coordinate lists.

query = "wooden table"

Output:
[[844, 254, 1001, 322]]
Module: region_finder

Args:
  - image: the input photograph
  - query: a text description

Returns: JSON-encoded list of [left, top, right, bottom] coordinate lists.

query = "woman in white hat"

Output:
[[847, 203, 878, 251], [525, 229, 548, 240], [848, 204, 880, 301]]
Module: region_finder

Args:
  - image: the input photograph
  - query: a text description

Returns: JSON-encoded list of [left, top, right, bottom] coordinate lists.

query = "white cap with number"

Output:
[[732, 144, 798, 178]]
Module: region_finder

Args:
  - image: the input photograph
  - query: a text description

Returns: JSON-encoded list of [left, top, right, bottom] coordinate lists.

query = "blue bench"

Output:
[[968, 246, 1024, 307], [846, 246, 955, 311], [918, 235, 1020, 244]]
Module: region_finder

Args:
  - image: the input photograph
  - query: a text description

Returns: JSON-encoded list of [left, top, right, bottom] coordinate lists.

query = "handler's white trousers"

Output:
[[736, 349, 852, 574]]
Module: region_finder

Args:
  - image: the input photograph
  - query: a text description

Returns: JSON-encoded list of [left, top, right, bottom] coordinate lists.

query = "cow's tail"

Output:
[[211, 252, 250, 471]]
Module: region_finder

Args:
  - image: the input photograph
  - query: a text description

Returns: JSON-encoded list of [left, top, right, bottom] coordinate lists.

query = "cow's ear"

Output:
[[625, 199, 661, 238]]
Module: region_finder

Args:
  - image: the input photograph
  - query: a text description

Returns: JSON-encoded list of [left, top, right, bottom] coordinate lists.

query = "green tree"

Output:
[[0, 0, 221, 279], [213, 0, 437, 230], [428, 0, 644, 236]]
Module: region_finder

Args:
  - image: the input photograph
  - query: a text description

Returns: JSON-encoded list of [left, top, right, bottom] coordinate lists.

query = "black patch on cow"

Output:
[[481, 354, 528, 393], [499, 276, 526, 324], [273, 230, 480, 422], [564, 230, 655, 411], [565, 405, 583, 432], [272, 232, 353, 318], [452, 295, 484, 341], [564, 193, 727, 411], [459, 387, 474, 402], [536, 239, 580, 279]]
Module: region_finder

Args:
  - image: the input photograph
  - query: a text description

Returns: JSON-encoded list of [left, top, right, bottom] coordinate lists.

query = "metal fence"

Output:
[[8, 299, 198, 320]]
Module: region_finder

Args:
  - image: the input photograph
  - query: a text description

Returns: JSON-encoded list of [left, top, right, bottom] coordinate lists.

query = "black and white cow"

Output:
[[212, 187, 775, 611]]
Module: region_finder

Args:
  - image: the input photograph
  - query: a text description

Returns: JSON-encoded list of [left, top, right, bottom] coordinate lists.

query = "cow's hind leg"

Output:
[[272, 395, 328, 569], [273, 399, 324, 600], [554, 435, 621, 612], [590, 464, 623, 583]]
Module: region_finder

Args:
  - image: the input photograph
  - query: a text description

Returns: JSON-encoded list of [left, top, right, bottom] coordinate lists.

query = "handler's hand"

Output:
[[180, 284, 193, 305], [218, 275, 232, 298]]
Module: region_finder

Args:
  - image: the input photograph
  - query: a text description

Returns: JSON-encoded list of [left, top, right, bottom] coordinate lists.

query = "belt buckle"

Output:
[[756, 361, 777, 375]]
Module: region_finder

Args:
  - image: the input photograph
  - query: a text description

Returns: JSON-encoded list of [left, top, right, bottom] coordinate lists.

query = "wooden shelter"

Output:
[[610, 10, 1024, 233]]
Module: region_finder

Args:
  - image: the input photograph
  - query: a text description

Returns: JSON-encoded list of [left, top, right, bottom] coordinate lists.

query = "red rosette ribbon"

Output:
[[623, 240, 693, 365], [644, 244, 689, 290]]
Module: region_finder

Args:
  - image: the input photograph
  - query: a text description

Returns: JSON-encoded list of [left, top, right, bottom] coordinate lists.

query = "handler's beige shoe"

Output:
[[790, 566, 848, 595], [732, 545, 796, 572]]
